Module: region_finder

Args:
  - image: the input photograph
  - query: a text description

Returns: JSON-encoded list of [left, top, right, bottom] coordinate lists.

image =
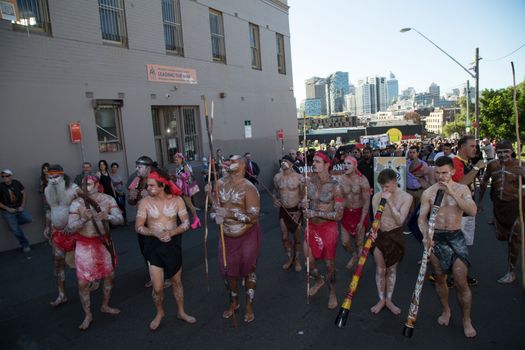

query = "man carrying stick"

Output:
[[303, 150, 344, 309], [213, 155, 262, 323], [479, 140, 524, 283], [418, 156, 477, 338]]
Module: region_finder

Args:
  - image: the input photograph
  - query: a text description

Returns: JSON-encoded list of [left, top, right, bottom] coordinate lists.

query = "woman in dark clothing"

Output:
[[96, 160, 116, 198]]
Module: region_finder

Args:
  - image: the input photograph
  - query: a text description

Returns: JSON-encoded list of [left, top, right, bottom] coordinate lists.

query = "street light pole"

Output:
[[400, 28, 480, 138]]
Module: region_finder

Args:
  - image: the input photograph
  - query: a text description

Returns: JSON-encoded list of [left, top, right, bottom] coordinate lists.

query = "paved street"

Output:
[[1, 191, 524, 350]]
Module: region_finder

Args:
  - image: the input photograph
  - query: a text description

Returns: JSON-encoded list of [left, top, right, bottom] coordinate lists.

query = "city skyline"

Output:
[[288, 0, 525, 106]]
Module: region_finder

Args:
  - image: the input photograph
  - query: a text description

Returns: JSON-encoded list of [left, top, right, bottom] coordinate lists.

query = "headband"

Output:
[[175, 153, 185, 161], [314, 151, 331, 164], [344, 155, 362, 177], [84, 175, 99, 183], [148, 172, 182, 196], [47, 170, 64, 176]]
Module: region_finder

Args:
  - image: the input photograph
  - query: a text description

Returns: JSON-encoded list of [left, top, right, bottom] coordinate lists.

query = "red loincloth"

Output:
[[218, 223, 262, 278], [341, 207, 369, 236], [305, 220, 338, 260], [52, 230, 77, 252], [75, 235, 115, 282]]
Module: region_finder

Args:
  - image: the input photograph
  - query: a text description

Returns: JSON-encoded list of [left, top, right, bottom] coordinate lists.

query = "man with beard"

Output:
[[479, 140, 524, 283], [68, 175, 123, 330], [338, 155, 370, 270], [419, 156, 477, 338], [370, 169, 412, 315], [135, 169, 196, 330], [213, 155, 261, 323], [273, 155, 304, 271], [128, 156, 168, 288], [303, 151, 344, 309], [44, 164, 81, 307]]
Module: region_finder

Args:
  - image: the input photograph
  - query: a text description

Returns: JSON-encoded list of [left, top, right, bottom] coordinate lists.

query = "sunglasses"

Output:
[[1, 175, 11, 178]]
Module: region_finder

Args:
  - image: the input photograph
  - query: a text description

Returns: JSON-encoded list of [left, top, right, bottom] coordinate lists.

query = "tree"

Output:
[[478, 81, 525, 142]]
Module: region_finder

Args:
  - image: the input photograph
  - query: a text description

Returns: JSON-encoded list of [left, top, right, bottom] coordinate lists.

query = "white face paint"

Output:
[[343, 159, 354, 174], [281, 161, 290, 170], [48, 175, 64, 186], [86, 180, 98, 194], [228, 162, 240, 172], [136, 164, 149, 178]]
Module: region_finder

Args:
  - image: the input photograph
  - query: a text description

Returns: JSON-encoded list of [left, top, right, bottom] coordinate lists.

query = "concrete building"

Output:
[[0, 0, 295, 251], [355, 76, 387, 116], [326, 71, 349, 115], [426, 108, 445, 134]]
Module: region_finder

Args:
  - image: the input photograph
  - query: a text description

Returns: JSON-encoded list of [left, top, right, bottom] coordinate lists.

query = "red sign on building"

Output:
[[277, 128, 284, 141], [69, 122, 82, 143]]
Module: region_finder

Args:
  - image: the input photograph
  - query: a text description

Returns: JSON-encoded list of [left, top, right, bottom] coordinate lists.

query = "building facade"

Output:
[[426, 108, 445, 134], [303, 98, 322, 116], [305, 76, 327, 115], [0, 0, 296, 251]]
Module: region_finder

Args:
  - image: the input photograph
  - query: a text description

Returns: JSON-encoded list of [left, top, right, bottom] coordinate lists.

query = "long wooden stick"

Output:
[[511, 62, 525, 291], [402, 189, 445, 337], [302, 112, 310, 304], [335, 197, 387, 328]]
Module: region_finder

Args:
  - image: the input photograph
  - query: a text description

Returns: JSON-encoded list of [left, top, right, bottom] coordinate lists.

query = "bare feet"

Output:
[[50, 293, 68, 307], [177, 312, 197, 324], [463, 319, 477, 338], [282, 257, 293, 270], [328, 293, 338, 309], [308, 279, 325, 297], [101, 305, 121, 315], [78, 313, 93, 330], [244, 312, 255, 323], [370, 299, 385, 314], [346, 255, 357, 270], [149, 311, 165, 331], [294, 259, 302, 272], [385, 299, 401, 315], [437, 310, 451, 326], [497, 271, 516, 284], [222, 303, 240, 319]]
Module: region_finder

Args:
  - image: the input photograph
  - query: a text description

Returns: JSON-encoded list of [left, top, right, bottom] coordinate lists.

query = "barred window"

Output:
[[98, 0, 127, 46], [13, 0, 51, 34], [94, 102, 123, 153], [249, 23, 261, 70], [209, 9, 226, 63], [162, 0, 184, 55], [276, 32, 286, 74]]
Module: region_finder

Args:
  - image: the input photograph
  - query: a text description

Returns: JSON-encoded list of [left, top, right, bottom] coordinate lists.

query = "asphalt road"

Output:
[[1, 191, 524, 350]]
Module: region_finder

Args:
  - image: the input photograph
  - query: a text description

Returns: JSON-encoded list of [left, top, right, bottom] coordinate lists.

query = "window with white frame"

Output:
[[13, 0, 51, 34], [94, 102, 123, 153], [162, 0, 184, 55], [276, 32, 286, 74], [249, 23, 261, 70], [209, 9, 226, 63], [98, 0, 127, 46]]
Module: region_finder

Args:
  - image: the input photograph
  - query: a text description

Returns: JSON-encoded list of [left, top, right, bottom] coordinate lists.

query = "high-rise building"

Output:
[[386, 72, 399, 105], [428, 82, 440, 105], [303, 99, 322, 116], [326, 71, 349, 114], [401, 87, 416, 99], [355, 76, 388, 115], [305, 77, 327, 115], [345, 94, 357, 115]]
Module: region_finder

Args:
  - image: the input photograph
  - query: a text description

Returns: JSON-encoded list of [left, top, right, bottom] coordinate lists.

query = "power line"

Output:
[[483, 43, 525, 62]]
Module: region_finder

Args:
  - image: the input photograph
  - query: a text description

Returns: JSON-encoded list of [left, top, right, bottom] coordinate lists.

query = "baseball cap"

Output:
[[1, 169, 13, 175]]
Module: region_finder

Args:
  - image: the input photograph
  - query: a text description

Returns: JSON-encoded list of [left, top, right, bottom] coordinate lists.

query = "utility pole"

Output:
[[474, 48, 480, 139], [466, 80, 470, 135]]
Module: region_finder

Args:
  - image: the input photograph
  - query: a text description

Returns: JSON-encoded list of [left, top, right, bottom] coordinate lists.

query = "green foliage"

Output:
[[443, 120, 466, 138], [479, 81, 525, 142]]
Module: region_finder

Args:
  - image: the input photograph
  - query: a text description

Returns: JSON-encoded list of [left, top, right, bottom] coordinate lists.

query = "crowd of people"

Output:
[[0, 134, 522, 337]]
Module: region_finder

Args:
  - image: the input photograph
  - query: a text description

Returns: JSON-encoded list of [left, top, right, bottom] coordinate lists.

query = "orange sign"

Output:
[[69, 122, 82, 144], [146, 64, 197, 84]]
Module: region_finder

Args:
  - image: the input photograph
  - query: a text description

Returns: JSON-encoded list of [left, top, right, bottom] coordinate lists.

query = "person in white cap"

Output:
[[0, 169, 32, 252]]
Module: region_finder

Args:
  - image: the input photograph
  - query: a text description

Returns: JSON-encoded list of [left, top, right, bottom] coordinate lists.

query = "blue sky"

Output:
[[288, 0, 525, 104]]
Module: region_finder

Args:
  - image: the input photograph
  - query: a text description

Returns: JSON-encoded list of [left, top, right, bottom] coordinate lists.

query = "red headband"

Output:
[[148, 172, 182, 196], [344, 155, 362, 177], [314, 151, 332, 164], [84, 175, 99, 183]]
